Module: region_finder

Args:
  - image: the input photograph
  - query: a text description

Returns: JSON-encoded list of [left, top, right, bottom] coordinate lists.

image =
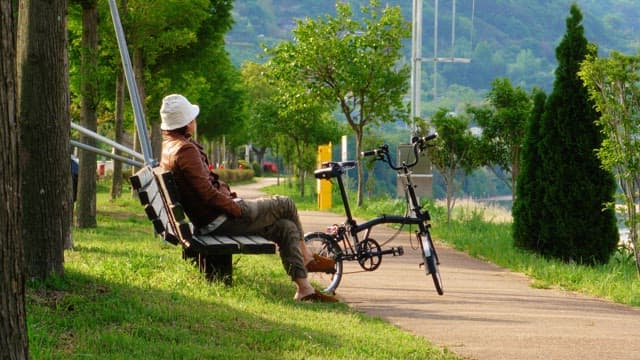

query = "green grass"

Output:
[[265, 180, 640, 307], [26, 181, 458, 359], [432, 212, 640, 306]]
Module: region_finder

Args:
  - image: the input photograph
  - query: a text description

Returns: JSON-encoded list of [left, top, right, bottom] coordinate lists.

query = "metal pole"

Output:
[[107, 0, 156, 167], [451, 0, 456, 59], [428, 0, 471, 100], [434, 0, 438, 100], [70, 140, 144, 168], [71, 122, 144, 161], [410, 0, 423, 138]]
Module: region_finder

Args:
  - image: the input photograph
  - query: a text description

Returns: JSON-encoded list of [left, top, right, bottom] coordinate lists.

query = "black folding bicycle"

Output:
[[304, 134, 444, 295]]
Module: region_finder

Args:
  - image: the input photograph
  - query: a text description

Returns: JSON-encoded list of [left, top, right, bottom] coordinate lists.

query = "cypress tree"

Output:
[[513, 89, 546, 250], [536, 4, 618, 265]]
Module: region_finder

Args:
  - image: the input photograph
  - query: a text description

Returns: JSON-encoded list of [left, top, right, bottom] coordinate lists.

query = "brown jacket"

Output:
[[161, 131, 241, 228]]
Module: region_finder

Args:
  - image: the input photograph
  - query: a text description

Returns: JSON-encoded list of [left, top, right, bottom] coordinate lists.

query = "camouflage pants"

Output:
[[212, 195, 307, 280]]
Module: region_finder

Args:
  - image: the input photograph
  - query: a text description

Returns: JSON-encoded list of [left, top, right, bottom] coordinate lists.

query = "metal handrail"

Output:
[[70, 140, 143, 168], [71, 122, 144, 161]]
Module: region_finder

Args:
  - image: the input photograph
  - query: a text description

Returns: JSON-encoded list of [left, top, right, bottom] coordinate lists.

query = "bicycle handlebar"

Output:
[[412, 133, 438, 145], [361, 144, 388, 159], [360, 133, 437, 171]]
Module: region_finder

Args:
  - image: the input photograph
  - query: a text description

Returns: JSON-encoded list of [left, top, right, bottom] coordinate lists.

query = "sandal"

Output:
[[299, 290, 339, 303]]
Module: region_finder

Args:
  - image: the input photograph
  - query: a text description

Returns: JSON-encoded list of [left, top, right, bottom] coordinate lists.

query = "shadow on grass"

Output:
[[26, 265, 343, 359]]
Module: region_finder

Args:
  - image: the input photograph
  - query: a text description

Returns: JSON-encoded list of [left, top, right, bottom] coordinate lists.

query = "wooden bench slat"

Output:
[[192, 234, 240, 254], [151, 218, 166, 235], [130, 166, 154, 191], [170, 204, 186, 221], [137, 179, 160, 206], [163, 227, 180, 245], [142, 192, 164, 220], [230, 235, 277, 254], [155, 169, 182, 204]]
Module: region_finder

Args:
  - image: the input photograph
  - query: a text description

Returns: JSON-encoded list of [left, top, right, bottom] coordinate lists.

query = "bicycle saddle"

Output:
[[314, 161, 357, 179]]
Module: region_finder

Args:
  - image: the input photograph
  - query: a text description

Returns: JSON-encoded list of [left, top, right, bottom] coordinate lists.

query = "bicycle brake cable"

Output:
[[379, 222, 405, 247]]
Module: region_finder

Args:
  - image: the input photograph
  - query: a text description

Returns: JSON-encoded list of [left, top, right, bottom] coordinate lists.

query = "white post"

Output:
[[411, 0, 423, 138]]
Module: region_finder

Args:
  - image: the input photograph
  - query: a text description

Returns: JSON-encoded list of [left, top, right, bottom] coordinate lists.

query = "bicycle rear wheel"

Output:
[[303, 232, 343, 294], [420, 232, 444, 295]]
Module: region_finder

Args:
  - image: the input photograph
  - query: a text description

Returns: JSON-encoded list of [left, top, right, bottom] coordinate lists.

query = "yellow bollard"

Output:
[[317, 143, 332, 209]]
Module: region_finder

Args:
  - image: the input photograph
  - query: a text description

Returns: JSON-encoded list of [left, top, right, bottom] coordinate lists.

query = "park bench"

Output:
[[130, 166, 276, 285]]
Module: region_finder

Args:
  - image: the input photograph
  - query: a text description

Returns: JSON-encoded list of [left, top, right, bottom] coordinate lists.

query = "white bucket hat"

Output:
[[160, 94, 200, 130]]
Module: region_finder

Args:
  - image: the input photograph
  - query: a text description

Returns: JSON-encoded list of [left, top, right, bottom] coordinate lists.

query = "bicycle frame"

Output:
[[308, 134, 443, 295], [330, 171, 416, 262]]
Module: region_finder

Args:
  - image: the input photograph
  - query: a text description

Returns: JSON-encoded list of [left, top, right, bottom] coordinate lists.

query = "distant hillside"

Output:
[[226, 0, 639, 98]]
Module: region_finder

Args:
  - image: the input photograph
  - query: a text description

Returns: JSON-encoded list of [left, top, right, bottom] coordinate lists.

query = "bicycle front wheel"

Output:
[[420, 232, 444, 295], [303, 232, 343, 294]]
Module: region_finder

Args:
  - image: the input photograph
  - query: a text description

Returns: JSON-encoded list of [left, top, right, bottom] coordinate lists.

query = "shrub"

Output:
[[214, 168, 254, 183], [252, 161, 263, 177]]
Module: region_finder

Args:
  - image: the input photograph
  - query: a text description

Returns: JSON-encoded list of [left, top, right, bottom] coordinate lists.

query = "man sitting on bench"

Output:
[[159, 94, 338, 303]]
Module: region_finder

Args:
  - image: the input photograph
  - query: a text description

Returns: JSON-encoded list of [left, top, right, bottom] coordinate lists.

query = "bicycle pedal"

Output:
[[394, 246, 404, 256]]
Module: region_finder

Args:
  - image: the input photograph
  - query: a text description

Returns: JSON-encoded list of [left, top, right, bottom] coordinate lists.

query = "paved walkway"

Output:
[[239, 178, 640, 360]]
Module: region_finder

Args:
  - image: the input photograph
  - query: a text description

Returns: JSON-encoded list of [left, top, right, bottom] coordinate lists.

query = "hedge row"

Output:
[[214, 168, 255, 183]]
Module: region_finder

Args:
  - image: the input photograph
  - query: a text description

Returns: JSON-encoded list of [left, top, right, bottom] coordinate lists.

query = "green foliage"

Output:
[[513, 88, 546, 250], [425, 108, 478, 221], [251, 161, 263, 177], [215, 168, 255, 183], [580, 50, 640, 272], [240, 61, 280, 150], [535, 4, 618, 265], [265, 0, 411, 205], [142, 0, 241, 143], [68, 1, 241, 148], [228, 1, 640, 93], [242, 56, 340, 197], [467, 78, 532, 193]]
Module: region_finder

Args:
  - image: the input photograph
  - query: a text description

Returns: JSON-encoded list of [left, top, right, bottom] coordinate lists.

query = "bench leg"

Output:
[[199, 253, 233, 286]]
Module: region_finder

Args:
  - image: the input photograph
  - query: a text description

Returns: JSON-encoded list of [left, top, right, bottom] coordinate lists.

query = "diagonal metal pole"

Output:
[[107, 0, 156, 167]]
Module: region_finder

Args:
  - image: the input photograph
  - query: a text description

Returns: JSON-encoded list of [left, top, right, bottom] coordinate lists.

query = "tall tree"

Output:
[[536, 4, 618, 265], [241, 61, 279, 166], [118, 0, 234, 157], [1, 0, 29, 357], [467, 78, 531, 199], [242, 60, 340, 194], [149, 0, 239, 148], [75, 0, 99, 228], [512, 89, 546, 251], [18, 0, 70, 279], [426, 108, 477, 223], [269, 75, 339, 196], [267, 0, 411, 206], [580, 51, 640, 273]]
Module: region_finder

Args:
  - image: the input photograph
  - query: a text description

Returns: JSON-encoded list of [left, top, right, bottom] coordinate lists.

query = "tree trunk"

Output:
[[252, 145, 267, 167], [111, 71, 125, 200], [75, 1, 99, 228], [511, 148, 520, 202], [17, 0, 69, 280], [0, 0, 29, 357]]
